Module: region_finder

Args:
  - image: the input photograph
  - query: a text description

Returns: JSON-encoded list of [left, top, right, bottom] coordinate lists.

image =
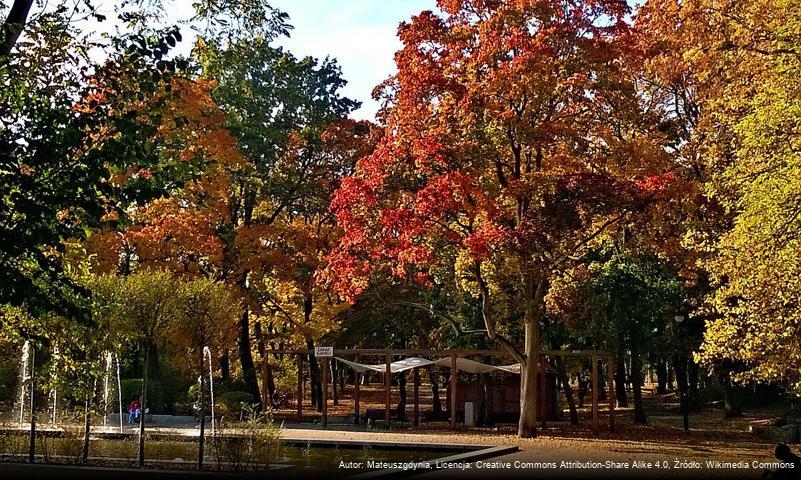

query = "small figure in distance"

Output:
[[127, 398, 141, 424], [762, 443, 801, 480]]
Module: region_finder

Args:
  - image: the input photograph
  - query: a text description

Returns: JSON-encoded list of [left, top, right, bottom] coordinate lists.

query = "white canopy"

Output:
[[432, 357, 521, 374], [334, 356, 521, 375], [334, 356, 432, 373]]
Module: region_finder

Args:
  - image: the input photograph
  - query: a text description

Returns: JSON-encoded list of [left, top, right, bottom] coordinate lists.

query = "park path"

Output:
[[276, 425, 773, 479]]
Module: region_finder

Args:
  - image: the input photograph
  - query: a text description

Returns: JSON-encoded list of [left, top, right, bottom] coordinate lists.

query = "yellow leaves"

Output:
[[251, 276, 345, 347], [80, 229, 125, 274], [157, 77, 247, 171], [454, 250, 480, 298], [124, 197, 226, 275]]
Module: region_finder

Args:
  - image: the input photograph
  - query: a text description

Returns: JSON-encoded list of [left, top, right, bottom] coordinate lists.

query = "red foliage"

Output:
[[322, 0, 673, 303]]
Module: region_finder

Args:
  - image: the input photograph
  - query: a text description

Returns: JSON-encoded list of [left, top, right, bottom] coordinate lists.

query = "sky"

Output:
[[79, 0, 436, 121], [269, 0, 435, 120]]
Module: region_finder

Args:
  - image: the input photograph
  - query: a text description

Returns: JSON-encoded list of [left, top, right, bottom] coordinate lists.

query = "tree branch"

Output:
[[0, 0, 34, 60], [474, 261, 525, 363]]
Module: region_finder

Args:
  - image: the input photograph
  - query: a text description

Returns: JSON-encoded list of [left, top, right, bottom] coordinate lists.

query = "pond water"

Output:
[[0, 432, 469, 476]]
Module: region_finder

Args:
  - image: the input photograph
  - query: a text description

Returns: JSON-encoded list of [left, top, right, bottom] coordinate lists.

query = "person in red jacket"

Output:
[[127, 398, 141, 424]]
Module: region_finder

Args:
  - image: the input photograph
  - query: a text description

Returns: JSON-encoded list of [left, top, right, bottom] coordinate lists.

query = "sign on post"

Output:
[[314, 346, 333, 357]]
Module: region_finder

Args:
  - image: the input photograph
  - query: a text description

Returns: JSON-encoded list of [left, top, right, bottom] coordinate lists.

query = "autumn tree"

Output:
[[172, 278, 240, 469], [0, 0, 226, 320], [549, 246, 684, 423], [78, 11, 363, 409], [230, 120, 377, 409], [324, 0, 674, 437], [634, 0, 801, 394], [190, 34, 360, 403], [88, 270, 181, 466]]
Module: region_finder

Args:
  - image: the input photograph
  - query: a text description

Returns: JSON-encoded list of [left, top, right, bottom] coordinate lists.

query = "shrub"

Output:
[[271, 356, 299, 407], [217, 391, 254, 420], [157, 353, 192, 414], [0, 355, 16, 402], [92, 437, 138, 466], [0, 432, 27, 460], [211, 415, 282, 472], [217, 378, 250, 395], [145, 435, 194, 462], [54, 419, 85, 464]]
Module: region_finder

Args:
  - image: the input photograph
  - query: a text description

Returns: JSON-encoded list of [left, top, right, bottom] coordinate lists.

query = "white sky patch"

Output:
[[39, 0, 436, 121], [270, 0, 435, 121]]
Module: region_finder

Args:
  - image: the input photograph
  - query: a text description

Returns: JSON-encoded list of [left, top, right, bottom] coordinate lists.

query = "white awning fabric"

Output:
[[432, 357, 521, 374], [334, 356, 433, 373], [333, 356, 521, 375]]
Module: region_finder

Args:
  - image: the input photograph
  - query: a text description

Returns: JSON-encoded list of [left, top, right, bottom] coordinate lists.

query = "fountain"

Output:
[[49, 388, 57, 424], [18, 340, 31, 427], [202, 346, 215, 436], [49, 345, 59, 424], [102, 351, 113, 428], [116, 353, 123, 432]]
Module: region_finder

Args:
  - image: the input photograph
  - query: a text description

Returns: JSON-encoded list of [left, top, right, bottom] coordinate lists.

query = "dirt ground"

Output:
[[271, 381, 787, 479]]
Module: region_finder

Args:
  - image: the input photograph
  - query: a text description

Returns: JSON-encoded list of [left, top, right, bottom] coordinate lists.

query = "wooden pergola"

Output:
[[264, 348, 616, 434]]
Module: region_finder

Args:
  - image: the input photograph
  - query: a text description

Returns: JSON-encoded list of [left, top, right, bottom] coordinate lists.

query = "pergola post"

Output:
[[354, 355, 361, 425], [296, 354, 303, 423], [385, 352, 392, 427], [413, 367, 420, 427], [450, 354, 457, 428], [591, 354, 599, 434], [321, 357, 328, 428], [540, 354, 547, 430], [608, 356, 616, 432]]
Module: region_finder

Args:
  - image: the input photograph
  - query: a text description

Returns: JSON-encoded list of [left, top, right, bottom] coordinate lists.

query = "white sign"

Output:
[[315, 346, 333, 357]]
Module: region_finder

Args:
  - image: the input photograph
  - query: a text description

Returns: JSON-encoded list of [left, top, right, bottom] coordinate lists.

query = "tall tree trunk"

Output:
[[518, 274, 540, 438], [673, 353, 689, 431], [305, 338, 322, 411], [479, 373, 493, 426], [219, 351, 230, 383], [396, 372, 407, 421], [429, 368, 442, 417], [0, 0, 33, 60], [146, 342, 160, 409], [578, 376, 587, 408], [631, 340, 647, 424], [556, 357, 579, 425], [615, 355, 628, 407], [667, 363, 675, 390], [688, 359, 700, 410], [254, 321, 276, 408], [302, 295, 323, 411], [82, 400, 90, 463], [655, 358, 668, 395], [238, 306, 261, 405], [476, 260, 535, 438], [723, 374, 744, 419]]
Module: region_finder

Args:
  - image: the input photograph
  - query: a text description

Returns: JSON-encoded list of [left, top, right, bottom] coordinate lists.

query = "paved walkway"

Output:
[[2, 421, 778, 479], [277, 425, 771, 479]]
